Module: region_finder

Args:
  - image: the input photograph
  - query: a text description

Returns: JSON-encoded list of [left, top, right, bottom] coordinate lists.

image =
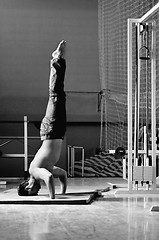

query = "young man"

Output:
[[18, 40, 67, 198]]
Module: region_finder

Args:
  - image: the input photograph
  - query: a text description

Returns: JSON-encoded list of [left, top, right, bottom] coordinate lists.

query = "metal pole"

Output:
[[134, 23, 140, 166], [127, 19, 134, 191], [151, 21, 157, 190], [145, 24, 150, 164], [82, 148, 85, 177], [139, 2, 159, 23], [24, 116, 28, 180]]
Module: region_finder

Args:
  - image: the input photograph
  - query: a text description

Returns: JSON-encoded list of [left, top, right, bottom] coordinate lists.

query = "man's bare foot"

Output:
[[57, 40, 66, 51], [52, 40, 66, 59]]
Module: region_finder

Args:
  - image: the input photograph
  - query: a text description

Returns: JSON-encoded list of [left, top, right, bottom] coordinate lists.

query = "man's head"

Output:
[[17, 179, 41, 196]]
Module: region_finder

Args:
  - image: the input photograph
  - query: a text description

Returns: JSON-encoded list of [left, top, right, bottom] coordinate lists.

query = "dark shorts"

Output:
[[40, 94, 66, 140]]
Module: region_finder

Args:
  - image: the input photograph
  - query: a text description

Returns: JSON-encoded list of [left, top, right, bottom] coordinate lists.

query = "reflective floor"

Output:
[[0, 178, 159, 240]]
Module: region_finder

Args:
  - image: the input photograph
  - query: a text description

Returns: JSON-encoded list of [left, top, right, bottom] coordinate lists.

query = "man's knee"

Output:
[[59, 170, 67, 182]]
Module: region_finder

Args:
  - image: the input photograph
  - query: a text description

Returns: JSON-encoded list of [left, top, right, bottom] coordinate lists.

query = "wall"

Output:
[[0, 0, 100, 177], [0, 0, 99, 120]]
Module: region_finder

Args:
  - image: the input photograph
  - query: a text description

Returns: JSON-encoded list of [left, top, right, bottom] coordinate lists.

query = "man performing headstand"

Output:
[[18, 40, 67, 199]]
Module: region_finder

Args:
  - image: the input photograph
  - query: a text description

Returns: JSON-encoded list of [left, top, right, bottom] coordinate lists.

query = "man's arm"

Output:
[[52, 166, 67, 194], [29, 167, 55, 199]]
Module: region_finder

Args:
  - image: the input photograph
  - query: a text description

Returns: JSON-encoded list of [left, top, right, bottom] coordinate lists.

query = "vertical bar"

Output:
[[82, 148, 85, 177], [70, 146, 73, 176], [123, 157, 127, 180], [72, 147, 75, 177], [145, 23, 150, 162], [134, 23, 138, 165], [151, 21, 156, 190], [144, 126, 147, 165], [24, 116, 28, 180], [134, 22, 141, 166], [100, 93, 104, 150], [128, 19, 133, 191], [67, 146, 70, 176]]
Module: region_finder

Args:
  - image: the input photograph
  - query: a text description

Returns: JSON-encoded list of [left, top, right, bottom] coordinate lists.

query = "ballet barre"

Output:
[[0, 116, 40, 180]]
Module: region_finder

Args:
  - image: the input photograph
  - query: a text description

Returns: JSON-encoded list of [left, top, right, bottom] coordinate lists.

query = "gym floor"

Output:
[[0, 177, 159, 240]]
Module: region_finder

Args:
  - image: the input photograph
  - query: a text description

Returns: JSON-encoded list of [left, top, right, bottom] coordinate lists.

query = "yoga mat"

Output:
[[0, 188, 108, 205]]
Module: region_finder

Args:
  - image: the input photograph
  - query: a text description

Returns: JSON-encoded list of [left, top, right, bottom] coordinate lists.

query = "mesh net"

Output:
[[98, 0, 159, 152]]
